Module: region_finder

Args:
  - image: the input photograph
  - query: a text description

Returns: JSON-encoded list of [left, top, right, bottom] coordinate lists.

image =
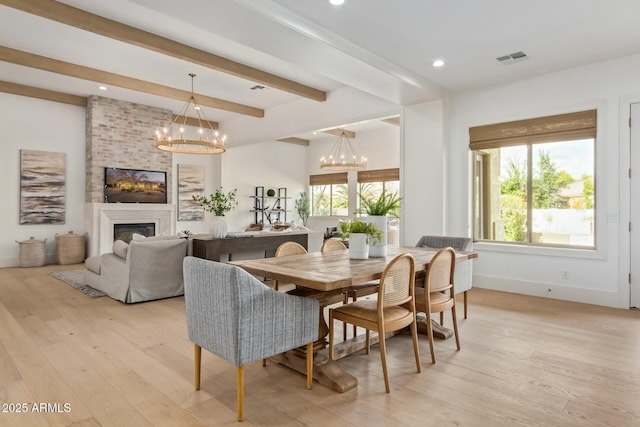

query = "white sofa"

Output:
[[84, 236, 188, 303]]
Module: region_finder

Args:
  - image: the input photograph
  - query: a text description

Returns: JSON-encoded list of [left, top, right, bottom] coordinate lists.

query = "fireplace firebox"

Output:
[[114, 223, 155, 244]]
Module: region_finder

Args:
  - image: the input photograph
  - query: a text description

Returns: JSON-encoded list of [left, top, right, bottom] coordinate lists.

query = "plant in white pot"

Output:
[[192, 187, 238, 238], [295, 191, 310, 227], [340, 219, 382, 260], [356, 190, 402, 257]]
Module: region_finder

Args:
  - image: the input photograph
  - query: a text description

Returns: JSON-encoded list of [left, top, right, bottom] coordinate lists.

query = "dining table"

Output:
[[230, 245, 478, 392]]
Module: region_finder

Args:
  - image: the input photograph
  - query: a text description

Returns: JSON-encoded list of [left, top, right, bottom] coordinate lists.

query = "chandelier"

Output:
[[156, 73, 226, 154], [319, 129, 367, 171]]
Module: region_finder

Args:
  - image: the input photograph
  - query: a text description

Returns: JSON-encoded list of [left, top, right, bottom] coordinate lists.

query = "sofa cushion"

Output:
[[112, 240, 129, 259]]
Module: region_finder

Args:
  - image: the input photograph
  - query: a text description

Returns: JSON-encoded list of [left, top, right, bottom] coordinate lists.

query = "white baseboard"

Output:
[[473, 274, 622, 308]]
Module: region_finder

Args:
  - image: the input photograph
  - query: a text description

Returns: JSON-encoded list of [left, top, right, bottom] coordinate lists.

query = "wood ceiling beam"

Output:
[[0, 80, 86, 106], [322, 128, 356, 139], [277, 137, 310, 146], [0, 0, 327, 102], [173, 115, 219, 130], [0, 46, 264, 117], [382, 117, 400, 126], [0, 79, 217, 128]]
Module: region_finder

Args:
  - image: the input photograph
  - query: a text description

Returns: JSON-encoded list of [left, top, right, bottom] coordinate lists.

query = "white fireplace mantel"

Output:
[[85, 203, 176, 256]]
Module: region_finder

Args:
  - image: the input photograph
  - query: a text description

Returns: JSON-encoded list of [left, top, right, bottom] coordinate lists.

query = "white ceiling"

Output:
[[2, 0, 640, 140]]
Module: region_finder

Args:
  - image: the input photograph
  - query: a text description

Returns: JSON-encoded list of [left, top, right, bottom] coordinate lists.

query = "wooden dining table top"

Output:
[[230, 246, 478, 293]]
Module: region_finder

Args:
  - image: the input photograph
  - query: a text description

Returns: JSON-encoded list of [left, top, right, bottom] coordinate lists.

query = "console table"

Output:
[[192, 232, 308, 262]]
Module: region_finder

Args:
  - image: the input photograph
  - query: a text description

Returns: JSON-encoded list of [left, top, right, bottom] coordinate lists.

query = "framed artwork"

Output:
[[20, 149, 66, 224], [178, 164, 205, 221]]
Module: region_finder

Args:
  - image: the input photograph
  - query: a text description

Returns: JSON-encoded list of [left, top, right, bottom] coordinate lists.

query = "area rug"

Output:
[[49, 270, 105, 298]]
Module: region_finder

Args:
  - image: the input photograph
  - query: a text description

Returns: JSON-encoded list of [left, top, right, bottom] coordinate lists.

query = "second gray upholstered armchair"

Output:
[[183, 256, 319, 422]]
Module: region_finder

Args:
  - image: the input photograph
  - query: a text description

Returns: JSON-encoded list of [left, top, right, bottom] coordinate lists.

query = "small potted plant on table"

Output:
[[340, 219, 382, 259]]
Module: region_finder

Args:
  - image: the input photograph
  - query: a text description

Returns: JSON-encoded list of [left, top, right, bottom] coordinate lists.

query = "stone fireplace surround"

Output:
[[84, 96, 175, 256], [85, 203, 176, 256]]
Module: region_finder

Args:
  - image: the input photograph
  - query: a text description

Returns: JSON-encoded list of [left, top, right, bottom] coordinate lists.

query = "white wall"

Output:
[[220, 140, 308, 233], [401, 100, 445, 246], [0, 94, 86, 267], [446, 53, 640, 308]]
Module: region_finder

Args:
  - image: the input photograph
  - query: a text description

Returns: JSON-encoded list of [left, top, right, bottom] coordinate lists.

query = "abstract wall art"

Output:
[[178, 164, 205, 221], [20, 149, 66, 224]]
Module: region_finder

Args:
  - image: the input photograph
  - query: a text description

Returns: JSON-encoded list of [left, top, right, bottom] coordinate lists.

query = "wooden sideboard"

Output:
[[192, 232, 308, 262]]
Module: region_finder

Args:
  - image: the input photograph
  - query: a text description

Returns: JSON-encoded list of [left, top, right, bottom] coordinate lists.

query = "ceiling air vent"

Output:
[[496, 51, 528, 65], [250, 85, 266, 90]]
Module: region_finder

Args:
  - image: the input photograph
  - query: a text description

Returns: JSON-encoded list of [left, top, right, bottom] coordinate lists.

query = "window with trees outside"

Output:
[[470, 110, 596, 248], [309, 172, 348, 216], [357, 168, 400, 215]]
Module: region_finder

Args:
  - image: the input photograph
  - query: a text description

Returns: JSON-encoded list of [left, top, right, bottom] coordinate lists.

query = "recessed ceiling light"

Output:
[[98, 85, 107, 91], [432, 59, 445, 68], [330, 0, 345, 5]]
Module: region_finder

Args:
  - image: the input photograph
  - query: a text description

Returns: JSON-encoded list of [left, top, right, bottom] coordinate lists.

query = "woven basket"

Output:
[[16, 237, 47, 267], [55, 231, 86, 265]]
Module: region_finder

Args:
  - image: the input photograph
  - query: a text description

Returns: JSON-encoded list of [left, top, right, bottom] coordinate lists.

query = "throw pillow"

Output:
[[112, 240, 129, 259], [131, 233, 147, 241]]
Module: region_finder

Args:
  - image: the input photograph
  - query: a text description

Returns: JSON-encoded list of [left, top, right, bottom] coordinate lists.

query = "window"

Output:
[[357, 168, 400, 215], [309, 172, 348, 216], [470, 110, 596, 248]]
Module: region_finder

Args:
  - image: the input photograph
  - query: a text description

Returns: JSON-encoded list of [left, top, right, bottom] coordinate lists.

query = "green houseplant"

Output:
[[356, 190, 402, 257], [295, 192, 310, 226], [340, 219, 382, 259], [192, 187, 238, 216], [192, 187, 238, 238], [357, 190, 402, 217]]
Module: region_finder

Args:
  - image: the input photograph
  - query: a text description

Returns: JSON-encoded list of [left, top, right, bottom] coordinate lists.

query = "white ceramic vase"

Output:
[[367, 215, 387, 257], [210, 215, 227, 239], [349, 233, 369, 259]]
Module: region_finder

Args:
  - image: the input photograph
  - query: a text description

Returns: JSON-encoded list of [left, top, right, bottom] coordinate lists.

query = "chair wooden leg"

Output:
[[439, 312, 444, 325], [329, 309, 335, 361], [410, 319, 422, 373], [452, 306, 461, 350], [306, 342, 313, 390], [378, 329, 390, 393], [262, 359, 266, 367], [342, 293, 349, 341], [365, 329, 370, 354], [237, 366, 244, 422], [351, 292, 358, 338], [425, 314, 436, 364], [274, 280, 279, 291], [194, 344, 201, 390], [464, 290, 468, 319]]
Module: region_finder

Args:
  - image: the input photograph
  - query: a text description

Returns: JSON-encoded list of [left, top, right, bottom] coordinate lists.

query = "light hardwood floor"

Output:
[[1, 264, 639, 426]]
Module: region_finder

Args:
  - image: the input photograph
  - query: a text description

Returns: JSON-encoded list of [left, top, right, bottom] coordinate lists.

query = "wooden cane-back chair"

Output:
[[328, 253, 421, 393], [273, 241, 307, 291], [415, 247, 460, 364]]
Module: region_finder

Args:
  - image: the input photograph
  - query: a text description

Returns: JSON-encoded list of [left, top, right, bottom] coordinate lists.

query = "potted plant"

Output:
[[356, 190, 402, 257], [295, 192, 310, 226], [340, 219, 382, 259], [193, 187, 238, 238]]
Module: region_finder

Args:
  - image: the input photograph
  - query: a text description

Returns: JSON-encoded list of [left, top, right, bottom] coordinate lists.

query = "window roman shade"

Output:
[[309, 172, 348, 186], [469, 109, 597, 150], [357, 168, 400, 183]]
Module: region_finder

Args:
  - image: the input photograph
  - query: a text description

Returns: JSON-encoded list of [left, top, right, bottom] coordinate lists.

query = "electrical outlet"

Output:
[[561, 270, 569, 280]]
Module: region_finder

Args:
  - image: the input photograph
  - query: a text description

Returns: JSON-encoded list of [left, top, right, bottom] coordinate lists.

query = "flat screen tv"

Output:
[[104, 167, 167, 204]]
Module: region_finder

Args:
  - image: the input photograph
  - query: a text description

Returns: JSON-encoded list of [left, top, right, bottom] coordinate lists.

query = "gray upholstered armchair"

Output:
[[416, 235, 473, 318], [183, 256, 319, 422]]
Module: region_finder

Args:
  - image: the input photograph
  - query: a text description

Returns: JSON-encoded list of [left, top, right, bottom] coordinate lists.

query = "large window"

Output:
[[309, 172, 348, 216], [471, 110, 596, 248], [357, 168, 400, 215]]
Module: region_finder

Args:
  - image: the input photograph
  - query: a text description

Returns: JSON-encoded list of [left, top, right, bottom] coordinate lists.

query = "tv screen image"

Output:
[[104, 167, 167, 203]]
